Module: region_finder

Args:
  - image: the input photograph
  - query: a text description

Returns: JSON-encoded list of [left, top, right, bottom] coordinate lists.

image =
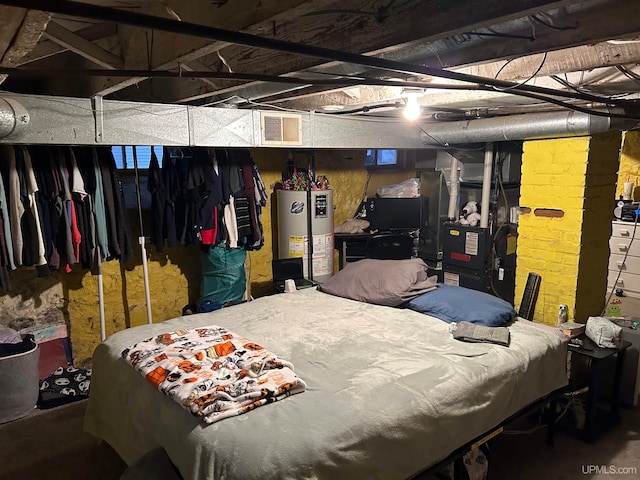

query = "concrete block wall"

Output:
[[616, 130, 640, 199], [515, 132, 621, 325]]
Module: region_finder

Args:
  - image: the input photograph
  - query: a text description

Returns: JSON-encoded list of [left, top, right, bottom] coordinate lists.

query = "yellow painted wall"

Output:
[[515, 132, 621, 325], [616, 130, 640, 199]]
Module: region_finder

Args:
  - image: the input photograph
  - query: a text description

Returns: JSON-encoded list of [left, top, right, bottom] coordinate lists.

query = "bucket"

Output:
[[0, 335, 40, 424]]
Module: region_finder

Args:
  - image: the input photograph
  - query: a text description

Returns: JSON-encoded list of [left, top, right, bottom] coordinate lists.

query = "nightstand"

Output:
[[566, 335, 631, 442]]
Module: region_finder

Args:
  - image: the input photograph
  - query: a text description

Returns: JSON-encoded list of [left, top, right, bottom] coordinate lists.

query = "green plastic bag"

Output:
[[198, 245, 247, 308]]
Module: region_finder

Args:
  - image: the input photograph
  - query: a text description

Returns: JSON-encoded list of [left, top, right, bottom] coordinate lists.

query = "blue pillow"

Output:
[[404, 284, 516, 327]]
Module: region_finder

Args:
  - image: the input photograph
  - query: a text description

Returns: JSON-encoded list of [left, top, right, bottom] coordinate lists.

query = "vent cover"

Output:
[[260, 112, 302, 145]]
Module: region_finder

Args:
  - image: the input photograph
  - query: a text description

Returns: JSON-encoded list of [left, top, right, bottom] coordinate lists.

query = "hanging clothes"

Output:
[[89, 147, 110, 261], [147, 150, 165, 252], [7, 146, 24, 267], [21, 147, 48, 270], [0, 161, 16, 271]]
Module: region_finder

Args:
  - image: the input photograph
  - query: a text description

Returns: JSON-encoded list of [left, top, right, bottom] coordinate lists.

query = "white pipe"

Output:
[[97, 250, 106, 341], [139, 236, 153, 324], [132, 146, 153, 325], [447, 154, 459, 220], [480, 143, 493, 229]]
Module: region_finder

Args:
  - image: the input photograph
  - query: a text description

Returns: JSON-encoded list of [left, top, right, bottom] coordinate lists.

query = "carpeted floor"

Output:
[[0, 397, 638, 480]]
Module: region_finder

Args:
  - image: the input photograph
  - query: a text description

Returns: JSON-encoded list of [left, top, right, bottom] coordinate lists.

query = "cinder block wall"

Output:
[[616, 130, 640, 199], [515, 132, 621, 325]]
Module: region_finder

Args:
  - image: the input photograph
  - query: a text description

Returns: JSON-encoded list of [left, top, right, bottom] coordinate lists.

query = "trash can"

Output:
[[0, 334, 40, 424]]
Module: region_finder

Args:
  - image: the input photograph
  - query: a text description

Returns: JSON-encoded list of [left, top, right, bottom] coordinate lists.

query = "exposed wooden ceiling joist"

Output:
[[43, 20, 122, 69], [17, 21, 117, 66]]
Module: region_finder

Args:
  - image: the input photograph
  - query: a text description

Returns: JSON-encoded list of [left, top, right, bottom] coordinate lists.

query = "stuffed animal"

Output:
[[458, 201, 482, 227]]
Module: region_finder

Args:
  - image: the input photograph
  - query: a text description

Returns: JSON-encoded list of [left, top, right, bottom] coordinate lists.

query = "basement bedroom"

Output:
[[1, 1, 640, 479]]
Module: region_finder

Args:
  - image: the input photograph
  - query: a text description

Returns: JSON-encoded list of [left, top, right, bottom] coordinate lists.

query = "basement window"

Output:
[[110, 146, 164, 210], [111, 146, 164, 169], [366, 149, 397, 167]]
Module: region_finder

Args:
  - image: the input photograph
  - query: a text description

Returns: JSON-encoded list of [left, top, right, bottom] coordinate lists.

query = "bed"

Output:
[[84, 279, 568, 480]]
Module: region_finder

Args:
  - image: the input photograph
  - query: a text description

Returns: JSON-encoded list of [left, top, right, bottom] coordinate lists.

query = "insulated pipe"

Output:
[[420, 111, 616, 146], [447, 155, 459, 221], [480, 144, 494, 229], [0, 97, 29, 139]]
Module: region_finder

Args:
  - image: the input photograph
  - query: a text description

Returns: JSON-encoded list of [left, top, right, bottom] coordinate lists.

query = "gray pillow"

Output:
[[318, 258, 438, 306]]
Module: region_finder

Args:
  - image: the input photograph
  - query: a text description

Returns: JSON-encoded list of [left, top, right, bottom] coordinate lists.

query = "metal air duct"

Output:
[[419, 111, 634, 146], [0, 97, 29, 139]]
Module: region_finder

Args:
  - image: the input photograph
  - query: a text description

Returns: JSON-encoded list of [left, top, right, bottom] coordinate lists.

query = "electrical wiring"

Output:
[[492, 52, 548, 92], [462, 30, 534, 41], [3, 64, 640, 120], [489, 149, 511, 300], [4, 0, 640, 116], [414, 123, 486, 151], [530, 13, 577, 31], [616, 65, 640, 83], [550, 75, 634, 100]]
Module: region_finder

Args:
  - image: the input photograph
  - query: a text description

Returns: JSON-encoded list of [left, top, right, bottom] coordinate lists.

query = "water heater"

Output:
[[276, 189, 334, 283]]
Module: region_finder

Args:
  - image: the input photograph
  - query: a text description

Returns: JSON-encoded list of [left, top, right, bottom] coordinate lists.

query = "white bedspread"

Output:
[[84, 288, 568, 480]]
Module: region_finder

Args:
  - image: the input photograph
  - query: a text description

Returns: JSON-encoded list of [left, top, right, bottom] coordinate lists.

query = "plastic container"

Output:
[[0, 334, 40, 424]]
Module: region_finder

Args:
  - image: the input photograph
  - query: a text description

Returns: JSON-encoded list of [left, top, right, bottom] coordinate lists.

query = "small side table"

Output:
[[567, 335, 631, 442]]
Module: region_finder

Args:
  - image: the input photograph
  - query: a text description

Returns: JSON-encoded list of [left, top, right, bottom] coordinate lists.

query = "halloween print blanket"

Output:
[[121, 325, 307, 424]]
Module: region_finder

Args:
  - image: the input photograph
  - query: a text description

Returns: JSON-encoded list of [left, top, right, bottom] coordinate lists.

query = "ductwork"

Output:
[[0, 97, 29, 139], [419, 111, 636, 146]]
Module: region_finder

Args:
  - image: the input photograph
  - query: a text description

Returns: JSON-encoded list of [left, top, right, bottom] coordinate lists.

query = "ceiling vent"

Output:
[[260, 112, 302, 146]]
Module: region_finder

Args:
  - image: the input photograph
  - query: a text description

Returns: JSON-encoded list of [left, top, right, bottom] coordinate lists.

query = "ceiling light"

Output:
[[321, 105, 345, 111], [403, 96, 421, 121], [402, 88, 424, 121]]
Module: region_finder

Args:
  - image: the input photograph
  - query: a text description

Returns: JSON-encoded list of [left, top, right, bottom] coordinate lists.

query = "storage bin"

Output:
[[0, 334, 40, 424]]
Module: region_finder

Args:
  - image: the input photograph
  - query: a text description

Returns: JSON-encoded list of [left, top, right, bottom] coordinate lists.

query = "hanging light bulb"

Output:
[[402, 88, 424, 121], [403, 95, 421, 121]]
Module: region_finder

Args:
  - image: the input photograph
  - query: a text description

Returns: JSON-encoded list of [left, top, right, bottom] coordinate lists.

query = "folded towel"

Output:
[[122, 325, 306, 424], [450, 321, 510, 347]]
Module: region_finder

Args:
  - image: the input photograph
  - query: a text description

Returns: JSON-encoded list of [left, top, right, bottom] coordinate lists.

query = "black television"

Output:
[[364, 197, 422, 231]]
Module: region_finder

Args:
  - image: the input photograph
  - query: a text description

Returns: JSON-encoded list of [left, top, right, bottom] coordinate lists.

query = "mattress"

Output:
[[84, 287, 568, 480]]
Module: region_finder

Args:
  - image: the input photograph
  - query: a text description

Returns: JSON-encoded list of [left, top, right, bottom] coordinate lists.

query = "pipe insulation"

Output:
[[447, 155, 459, 220], [480, 144, 493, 229], [0, 97, 29, 139], [419, 111, 621, 146]]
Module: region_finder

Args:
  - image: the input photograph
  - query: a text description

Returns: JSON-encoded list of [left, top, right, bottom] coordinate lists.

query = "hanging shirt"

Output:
[[0, 167, 16, 270], [21, 147, 48, 267], [91, 148, 110, 260], [6, 146, 24, 266], [223, 196, 238, 248], [147, 150, 165, 252], [57, 151, 76, 270]]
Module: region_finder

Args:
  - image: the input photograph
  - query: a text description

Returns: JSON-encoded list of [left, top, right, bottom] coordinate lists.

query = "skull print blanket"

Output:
[[121, 325, 307, 424]]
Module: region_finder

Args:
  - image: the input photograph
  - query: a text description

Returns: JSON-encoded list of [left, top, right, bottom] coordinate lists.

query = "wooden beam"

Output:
[[92, 0, 580, 99], [459, 42, 640, 80], [0, 8, 49, 86], [171, 0, 640, 105], [164, 0, 590, 103], [18, 21, 117, 65], [43, 20, 122, 69], [91, 0, 340, 96], [0, 6, 26, 61]]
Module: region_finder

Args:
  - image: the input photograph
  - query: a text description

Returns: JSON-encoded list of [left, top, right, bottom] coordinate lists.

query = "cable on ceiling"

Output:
[[2, 0, 637, 111], [492, 52, 547, 91]]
